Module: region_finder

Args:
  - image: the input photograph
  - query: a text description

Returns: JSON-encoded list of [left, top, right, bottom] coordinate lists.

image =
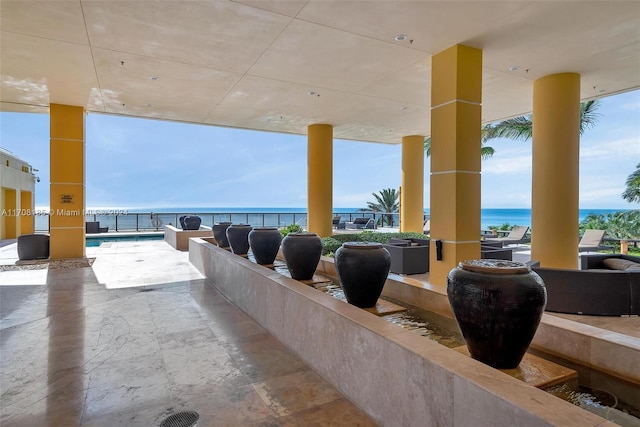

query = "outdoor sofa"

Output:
[[383, 238, 430, 274], [85, 221, 109, 233], [383, 238, 512, 275], [532, 254, 640, 316]]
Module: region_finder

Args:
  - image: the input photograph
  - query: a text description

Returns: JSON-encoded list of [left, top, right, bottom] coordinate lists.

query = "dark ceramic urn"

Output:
[[447, 259, 547, 369], [212, 222, 233, 248], [281, 232, 322, 280], [248, 227, 282, 265], [334, 242, 391, 308], [226, 224, 253, 256]]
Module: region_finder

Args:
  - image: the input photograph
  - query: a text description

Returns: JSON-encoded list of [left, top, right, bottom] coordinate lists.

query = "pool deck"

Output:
[[0, 239, 376, 426]]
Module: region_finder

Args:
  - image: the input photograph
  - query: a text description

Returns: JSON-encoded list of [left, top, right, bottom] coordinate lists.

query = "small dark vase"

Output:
[[447, 259, 547, 369], [179, 216, 187, 230], [248, 227, 282, 265], [334, 242, 391, 308], [281, 232, 322, 280], [212, 222, 233, 248], [226, 224, 253, 255]]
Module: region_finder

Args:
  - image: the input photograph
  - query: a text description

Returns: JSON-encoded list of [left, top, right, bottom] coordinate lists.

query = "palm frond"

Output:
[[484, 116, 533, 142], [622, 163, 640, 204], [579, 99, 602, 134]]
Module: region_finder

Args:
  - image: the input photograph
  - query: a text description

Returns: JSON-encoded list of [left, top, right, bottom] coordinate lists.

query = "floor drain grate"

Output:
[[159, 410, 199, 427]]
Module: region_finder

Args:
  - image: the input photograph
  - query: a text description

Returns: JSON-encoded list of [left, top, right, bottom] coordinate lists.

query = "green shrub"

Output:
[[321, 232, 428, 256], [280, 224, 303, 237], [321, 237, 342, 255]]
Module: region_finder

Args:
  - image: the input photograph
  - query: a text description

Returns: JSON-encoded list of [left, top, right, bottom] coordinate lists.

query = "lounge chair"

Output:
[[333, 216, 342, 229], [483, 225, 529, 246], [345, 217, 375, 230], [578, 229, 615, 253], [423, 219, 430, 234]]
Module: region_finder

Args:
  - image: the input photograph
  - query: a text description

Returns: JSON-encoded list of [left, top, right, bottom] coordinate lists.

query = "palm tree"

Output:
[[622, 163, 640, 204], [360, 188, 399, 227], [424, 100, 601, 158]]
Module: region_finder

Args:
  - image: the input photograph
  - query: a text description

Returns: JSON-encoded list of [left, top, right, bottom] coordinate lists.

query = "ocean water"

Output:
[[35, 207, 632, 232]]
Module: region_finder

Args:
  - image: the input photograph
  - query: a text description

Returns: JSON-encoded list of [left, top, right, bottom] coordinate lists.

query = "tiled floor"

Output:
[[0, 241, 377, 426]]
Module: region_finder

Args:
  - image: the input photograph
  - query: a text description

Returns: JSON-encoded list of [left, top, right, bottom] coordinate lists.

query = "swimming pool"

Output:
[[86, 234, 164, 247]]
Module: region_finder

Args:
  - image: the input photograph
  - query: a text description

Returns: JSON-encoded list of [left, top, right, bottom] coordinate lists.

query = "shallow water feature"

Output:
[[312, 280, 464, 348], [257, 256, 640, 425], [547, 383, 640, 426]]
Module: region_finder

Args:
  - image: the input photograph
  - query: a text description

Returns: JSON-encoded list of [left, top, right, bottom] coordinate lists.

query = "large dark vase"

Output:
[[183, 215, 201, 230], [212, 222, 233, 248], [447, 259, 547, 369], [226, 224, 253, 255], [281, 232, 322, 280], [334, 242, 391, 308], [248, 227, 282, 265]]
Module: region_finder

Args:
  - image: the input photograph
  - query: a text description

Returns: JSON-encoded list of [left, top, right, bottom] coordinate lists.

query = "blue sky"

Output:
[[1, 89, 638, 210]]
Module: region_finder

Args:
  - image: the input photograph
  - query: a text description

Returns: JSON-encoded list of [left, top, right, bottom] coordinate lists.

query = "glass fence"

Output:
[[35, 212, 413, 232]]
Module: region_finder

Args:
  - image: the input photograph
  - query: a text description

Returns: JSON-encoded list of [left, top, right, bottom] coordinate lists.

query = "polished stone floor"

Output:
[[0, 241, 377, 426]]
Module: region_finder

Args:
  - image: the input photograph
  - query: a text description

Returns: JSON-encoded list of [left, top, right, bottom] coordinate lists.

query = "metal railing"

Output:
[[35, 211, 421, 232]]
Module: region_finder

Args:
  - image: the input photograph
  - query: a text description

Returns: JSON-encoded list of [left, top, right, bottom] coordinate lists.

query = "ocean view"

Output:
[[33, 207, 633, 232], [129, 207, 629, 229]]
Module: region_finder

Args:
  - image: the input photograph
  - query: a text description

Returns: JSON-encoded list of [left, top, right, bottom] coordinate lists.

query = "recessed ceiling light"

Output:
[[599, 89, 606, 93], [308, 91, 316, 96], [394, 34, 408, 42], [400, 106, 408, 110], [508, 66, 520, 71], [145, 103, 154, 107], [148, 76, 160, 81]]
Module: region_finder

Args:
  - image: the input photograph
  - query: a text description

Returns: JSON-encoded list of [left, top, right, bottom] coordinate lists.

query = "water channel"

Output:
[[262, 258, 640, 426]]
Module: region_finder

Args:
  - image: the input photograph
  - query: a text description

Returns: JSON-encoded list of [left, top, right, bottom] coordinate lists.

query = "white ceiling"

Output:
[[1, 0, 639, 144]]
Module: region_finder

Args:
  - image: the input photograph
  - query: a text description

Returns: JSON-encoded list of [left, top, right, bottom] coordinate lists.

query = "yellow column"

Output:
[[531, 73, 580, 269], [307, 124, 333, 237], [430, 45, 482, 285], [400, 135, 424, 232], [20, 191, 34, 235], [3, 189, 17, 239], [0, 188, 4, 240], [50, 104, 86, 259]]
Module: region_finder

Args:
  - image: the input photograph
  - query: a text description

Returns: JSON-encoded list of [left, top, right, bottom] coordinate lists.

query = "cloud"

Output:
[[333, 192, 374, 207], [580, 137, 640, 160], [482, 155, 532, 174]]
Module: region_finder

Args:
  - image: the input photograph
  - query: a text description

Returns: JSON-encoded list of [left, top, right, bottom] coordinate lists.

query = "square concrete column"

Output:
[[307, 124, 333, 237], [429, 45, 482, 285], [532, 73, 581, 268], [50, 104, 86, 259], [400, 135, 424, 233]]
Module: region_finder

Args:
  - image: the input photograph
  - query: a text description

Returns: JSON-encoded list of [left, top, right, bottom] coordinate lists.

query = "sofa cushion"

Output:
[[603, 258, 640, 271]]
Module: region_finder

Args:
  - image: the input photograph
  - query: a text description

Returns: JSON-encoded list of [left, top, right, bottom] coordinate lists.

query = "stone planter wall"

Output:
[[189, 238, 611, 426], [164, 224, 212, 251]]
